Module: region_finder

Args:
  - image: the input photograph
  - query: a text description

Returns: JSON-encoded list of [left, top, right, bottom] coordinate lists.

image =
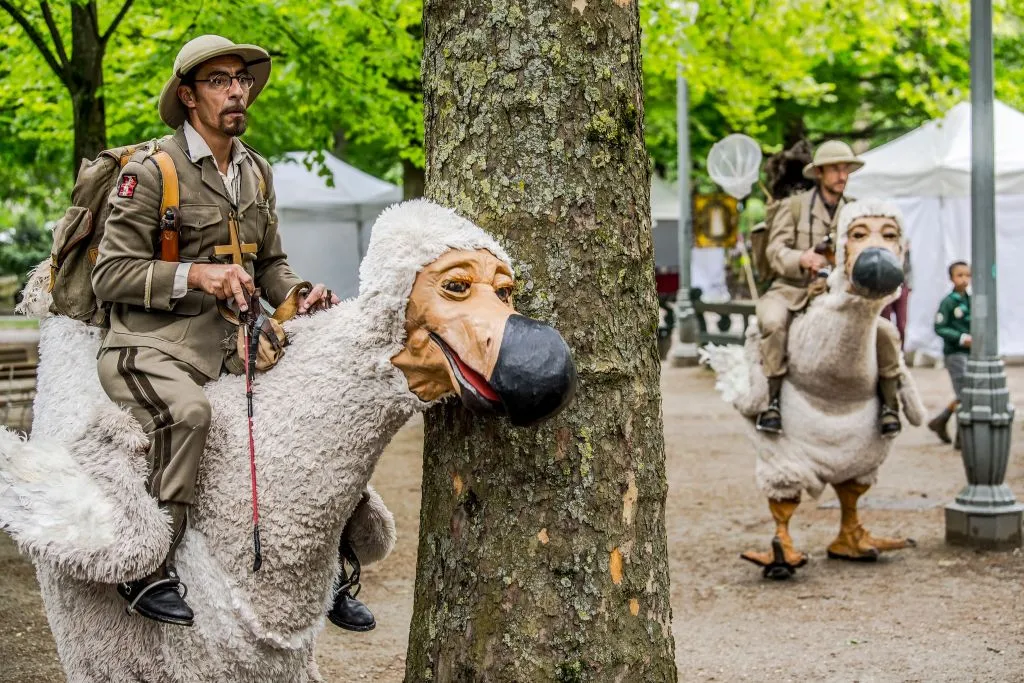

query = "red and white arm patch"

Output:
[[117, 174, 138, 198]]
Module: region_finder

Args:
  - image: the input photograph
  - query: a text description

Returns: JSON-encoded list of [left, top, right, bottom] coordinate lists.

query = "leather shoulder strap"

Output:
[[250, 157, 266, 200], [790, 192, 804, 224], [239, 142, 268, 200], [115, 140, 179, 216], [149, 150, 180, 217]]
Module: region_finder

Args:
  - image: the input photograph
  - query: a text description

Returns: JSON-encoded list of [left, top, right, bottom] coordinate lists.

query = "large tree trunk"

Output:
[[407, 1, 677, 680], [70, 2, 107, 175]]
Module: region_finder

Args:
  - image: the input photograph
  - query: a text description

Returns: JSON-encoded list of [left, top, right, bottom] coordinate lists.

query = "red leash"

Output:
[[242, 312, 263, 572]]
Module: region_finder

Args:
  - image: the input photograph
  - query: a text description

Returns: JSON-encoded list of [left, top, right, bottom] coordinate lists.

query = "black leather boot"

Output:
[[118, 503, 193, 626], [327, 540, 376, 632], [118, 565, 194, 626], [878, 376, 902, 438], [756, 377, 784, 434]]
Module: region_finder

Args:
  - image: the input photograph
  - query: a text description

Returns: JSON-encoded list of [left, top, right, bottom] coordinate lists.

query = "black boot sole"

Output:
[[128, 605, 195, 627], [327, 611, 376, 632]]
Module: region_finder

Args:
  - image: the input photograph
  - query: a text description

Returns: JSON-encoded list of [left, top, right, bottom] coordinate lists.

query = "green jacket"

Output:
[[934, 290, 971, 356], [93, 127, 303, 379]]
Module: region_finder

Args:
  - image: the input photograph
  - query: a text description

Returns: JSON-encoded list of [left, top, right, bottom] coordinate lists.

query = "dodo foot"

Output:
[[827, 527, 917, 561], [741, 536, 808, 581]]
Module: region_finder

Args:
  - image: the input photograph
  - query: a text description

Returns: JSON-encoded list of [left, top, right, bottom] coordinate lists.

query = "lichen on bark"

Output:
[[407, 1, 677, 680]]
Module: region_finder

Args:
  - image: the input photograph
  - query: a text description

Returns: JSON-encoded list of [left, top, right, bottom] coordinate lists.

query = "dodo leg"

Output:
[[741, 498, 808, 580], [827, 480, 916, 561]]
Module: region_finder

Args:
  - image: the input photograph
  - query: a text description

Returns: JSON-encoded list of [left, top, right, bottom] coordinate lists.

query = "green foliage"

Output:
[[4, 0, 1024, 222], [642, 0, 1024, 181], [0, 210, 52, 283], [0, 0, 423, 208]]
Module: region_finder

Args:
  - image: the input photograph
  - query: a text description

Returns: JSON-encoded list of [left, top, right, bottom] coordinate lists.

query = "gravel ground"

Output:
[[2, 364, 1023, 682]]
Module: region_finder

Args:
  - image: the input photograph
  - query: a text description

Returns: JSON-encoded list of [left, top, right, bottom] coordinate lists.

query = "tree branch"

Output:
[[0, 0, 68, 85], [39, 1, 67, 67], [100, 0, 134, 44]]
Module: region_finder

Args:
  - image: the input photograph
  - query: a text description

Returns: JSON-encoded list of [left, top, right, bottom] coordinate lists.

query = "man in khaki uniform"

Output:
[[755, 140, 902, 436], [92, 35, 342, 627]]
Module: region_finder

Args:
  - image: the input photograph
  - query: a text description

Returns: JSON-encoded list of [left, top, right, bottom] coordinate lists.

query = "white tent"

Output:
[[845, 100, 1024, 357], [272, 152, 402, 299]]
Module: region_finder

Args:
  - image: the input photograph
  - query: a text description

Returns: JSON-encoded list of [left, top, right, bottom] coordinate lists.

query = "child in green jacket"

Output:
[[927, 261, 971, 446]]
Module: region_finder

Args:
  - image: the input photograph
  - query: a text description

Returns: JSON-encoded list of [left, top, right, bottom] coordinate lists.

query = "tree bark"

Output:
[[408, 1, 677, 681], [70, 2, 107, 176], [0, 1, 121, 179]]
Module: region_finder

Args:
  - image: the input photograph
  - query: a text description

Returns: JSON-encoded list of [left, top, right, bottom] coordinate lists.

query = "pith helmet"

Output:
[[802, 140, 865, 179], [158, 35, 271, 129]]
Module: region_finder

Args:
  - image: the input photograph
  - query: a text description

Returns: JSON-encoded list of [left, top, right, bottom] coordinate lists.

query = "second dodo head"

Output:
[[832, 199, 906, 299]]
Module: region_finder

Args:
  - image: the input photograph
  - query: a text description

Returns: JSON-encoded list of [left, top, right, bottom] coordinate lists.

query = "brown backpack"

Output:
[[48, 140, 179, 326]]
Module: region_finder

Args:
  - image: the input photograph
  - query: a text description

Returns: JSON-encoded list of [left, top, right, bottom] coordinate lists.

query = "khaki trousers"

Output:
[[98, 346, 212, 506], [756, 289, 902, 380]]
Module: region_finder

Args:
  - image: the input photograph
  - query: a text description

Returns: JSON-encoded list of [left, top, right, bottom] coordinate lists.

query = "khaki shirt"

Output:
[[93, 127, 303, 379], [765, 188, 851, 311]]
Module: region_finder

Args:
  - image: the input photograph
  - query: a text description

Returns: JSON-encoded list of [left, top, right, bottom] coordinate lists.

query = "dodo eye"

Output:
[[442, 280, 470, 294], [495, 286, 513, 302]]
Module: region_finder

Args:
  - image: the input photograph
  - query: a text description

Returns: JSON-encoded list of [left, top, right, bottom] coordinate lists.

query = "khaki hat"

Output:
[[158, 35, 272, 129], [802, 140, 865, 179]]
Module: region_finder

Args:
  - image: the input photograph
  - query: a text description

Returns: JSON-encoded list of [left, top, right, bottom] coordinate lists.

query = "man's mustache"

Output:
[[221, 105, 246, 116]]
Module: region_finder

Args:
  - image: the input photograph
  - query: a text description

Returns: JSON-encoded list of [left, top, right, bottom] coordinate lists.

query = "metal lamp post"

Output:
[[945, 0, 1024, 549], [671, 67, 701, 366]]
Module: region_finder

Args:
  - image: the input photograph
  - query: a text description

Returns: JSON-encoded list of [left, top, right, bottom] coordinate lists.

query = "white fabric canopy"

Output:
[[273, 152, 402, 211], [651, 174, 682, 221], [847, 101, 1024, 197], [845, 101, 1024, 356], [271, 152, 402, 298]]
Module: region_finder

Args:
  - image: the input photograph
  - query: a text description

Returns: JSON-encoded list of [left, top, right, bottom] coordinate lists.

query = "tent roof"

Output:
[[846, 100, 1024, 198], [651, 175, 680, 222], [272, 151, 402, 211]]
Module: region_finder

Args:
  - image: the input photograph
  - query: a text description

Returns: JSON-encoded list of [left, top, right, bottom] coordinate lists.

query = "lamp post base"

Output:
[[671, 291, 701, 367], [670, 342, 700, 367], [945, 502, 1024, 550]]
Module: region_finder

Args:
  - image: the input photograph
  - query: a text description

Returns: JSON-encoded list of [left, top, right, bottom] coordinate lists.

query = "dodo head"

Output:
[[832, 199, 906, 299], [359, 200, 576, 426]]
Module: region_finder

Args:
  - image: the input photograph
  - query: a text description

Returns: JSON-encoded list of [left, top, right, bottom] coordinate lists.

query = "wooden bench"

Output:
[[693, 299, 757, 346], [1, 345, 37, 430]]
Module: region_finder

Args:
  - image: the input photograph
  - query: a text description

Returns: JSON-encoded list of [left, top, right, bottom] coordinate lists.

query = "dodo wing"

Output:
[[0, 407, 169, 584], [699, 328, 769, 418], [898, 359, 927, 427]]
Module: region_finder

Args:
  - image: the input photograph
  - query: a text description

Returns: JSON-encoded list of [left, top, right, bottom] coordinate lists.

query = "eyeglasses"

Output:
[[193, 72, 256, 91]]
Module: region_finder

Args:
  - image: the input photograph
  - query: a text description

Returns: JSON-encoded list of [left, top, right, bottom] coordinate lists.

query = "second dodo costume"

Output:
[[93, 125, 303, 510]]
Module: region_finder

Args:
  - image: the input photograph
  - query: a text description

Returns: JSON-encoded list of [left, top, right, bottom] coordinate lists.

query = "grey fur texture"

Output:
[[0, 199, 511, 683]]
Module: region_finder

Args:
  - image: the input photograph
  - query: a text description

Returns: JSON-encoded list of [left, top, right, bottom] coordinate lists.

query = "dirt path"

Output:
[[3, 365, 1023, 682]]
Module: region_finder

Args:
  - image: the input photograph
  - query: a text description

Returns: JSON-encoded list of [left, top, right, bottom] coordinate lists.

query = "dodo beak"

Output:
[[434, 315, 577, 426], [850, 247, 904, 298]]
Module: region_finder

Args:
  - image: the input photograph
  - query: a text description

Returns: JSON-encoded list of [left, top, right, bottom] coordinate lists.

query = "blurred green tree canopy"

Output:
[[0, 0, 421, 204], [2, 0, 1024, 268], [643, 0, 1024, 179]]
